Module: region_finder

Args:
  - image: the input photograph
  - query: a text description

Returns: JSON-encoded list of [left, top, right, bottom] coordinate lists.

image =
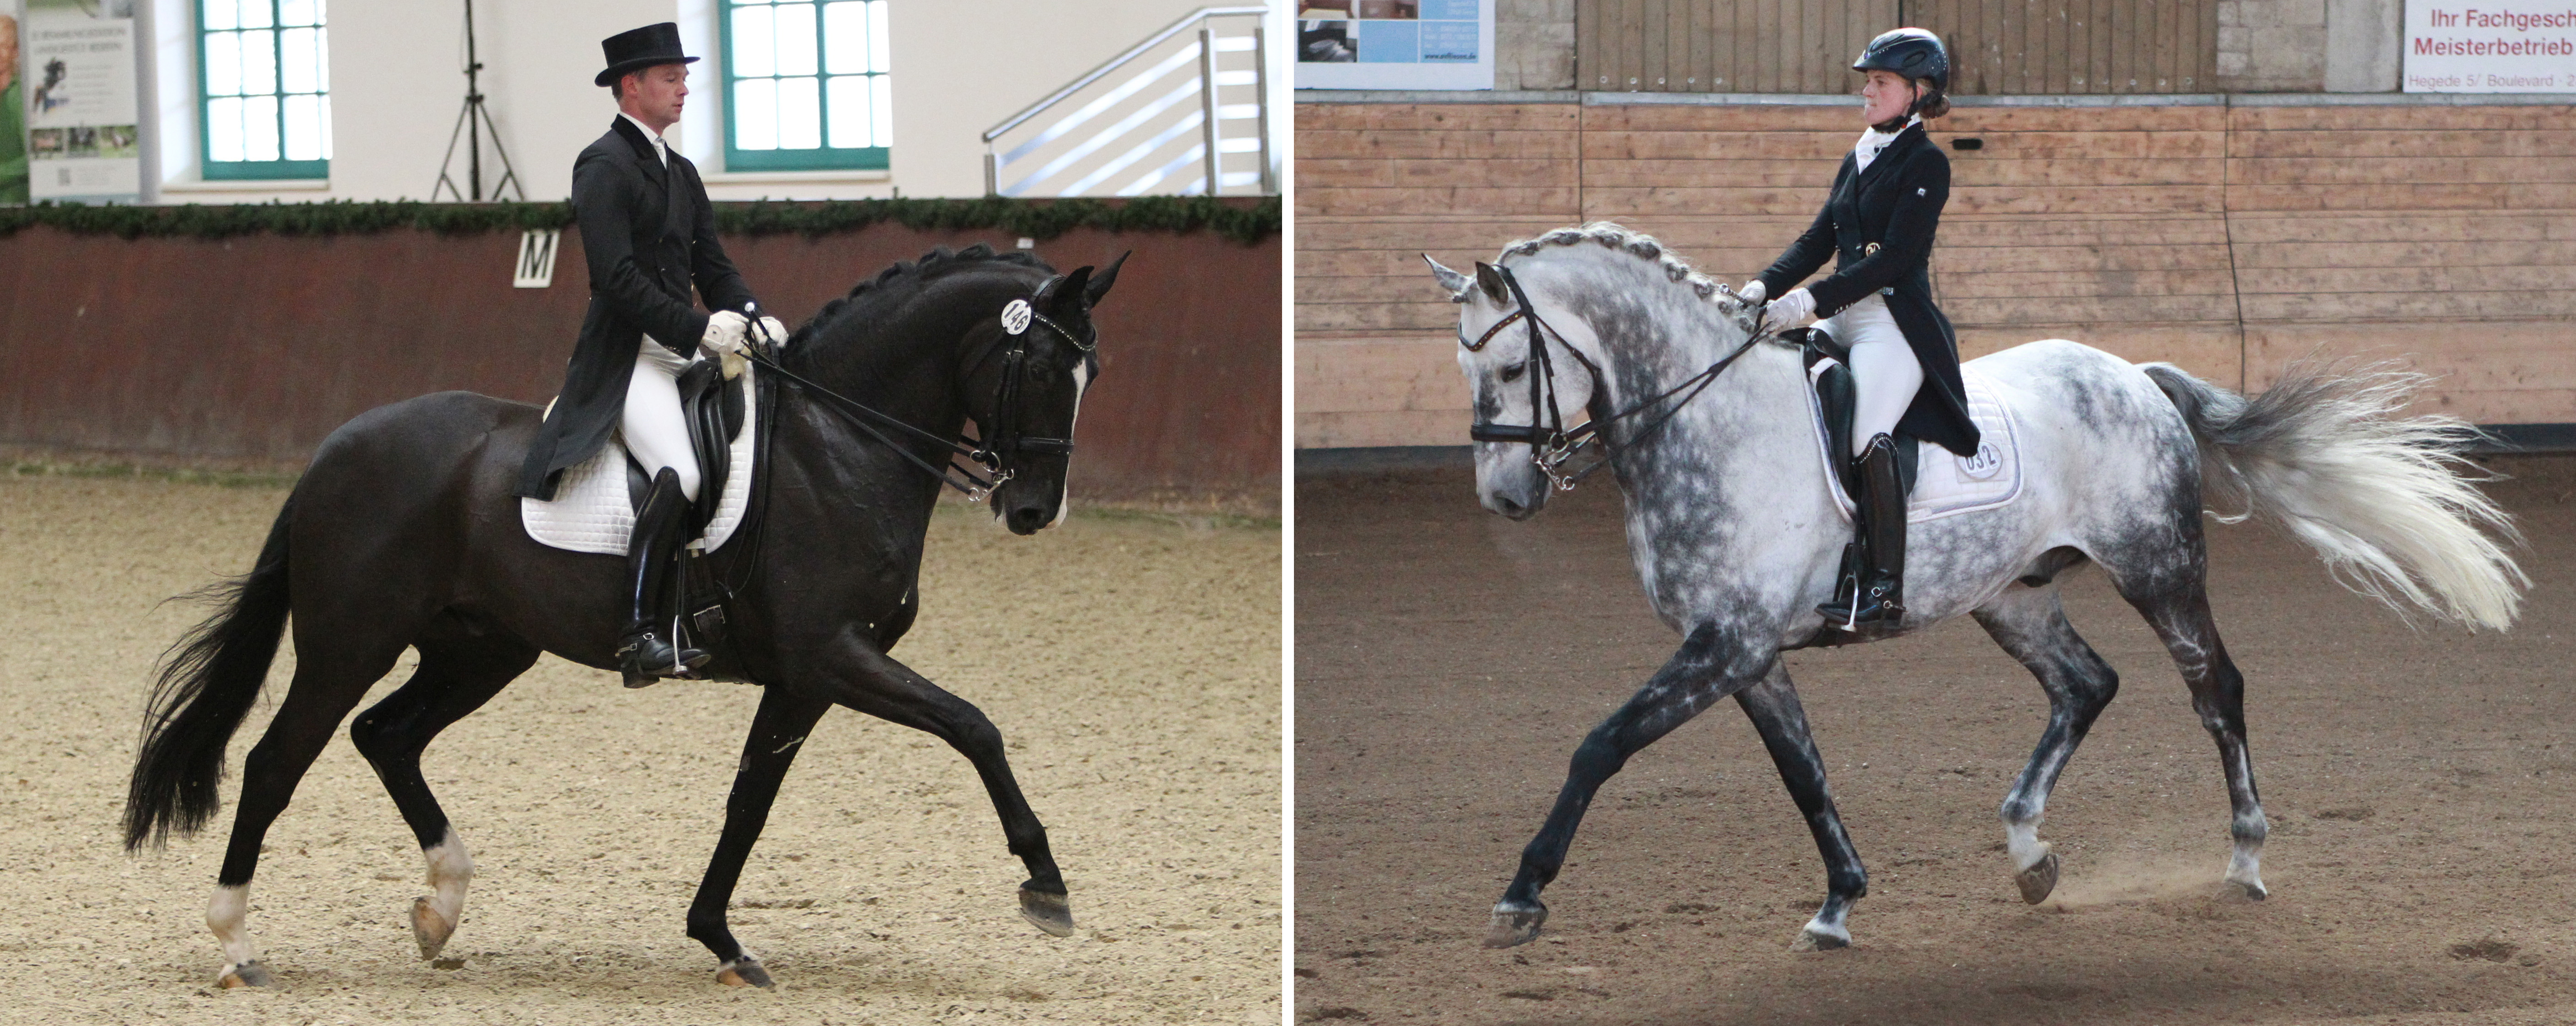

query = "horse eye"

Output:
[[1500, 361, 1527, 383]]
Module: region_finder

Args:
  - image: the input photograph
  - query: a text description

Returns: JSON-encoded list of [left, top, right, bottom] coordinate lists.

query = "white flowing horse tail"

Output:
[[2140, 361, 2527, 631]]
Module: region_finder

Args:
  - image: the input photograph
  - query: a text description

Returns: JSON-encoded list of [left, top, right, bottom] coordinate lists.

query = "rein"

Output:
[[734, 293, 1089, 502], [1465, 263, 1772, 491]]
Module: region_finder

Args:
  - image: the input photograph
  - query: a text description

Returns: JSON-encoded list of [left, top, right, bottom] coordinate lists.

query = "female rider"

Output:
[[1739, 27, 1982, 632]]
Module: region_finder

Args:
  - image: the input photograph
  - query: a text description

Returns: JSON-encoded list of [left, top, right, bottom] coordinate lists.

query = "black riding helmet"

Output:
[[1853, 27, 1948, 93]]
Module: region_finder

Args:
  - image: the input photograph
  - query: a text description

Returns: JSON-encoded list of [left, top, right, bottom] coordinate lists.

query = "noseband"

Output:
[[738, 287, 1091, 502], [1463, 263, 1773, 491]]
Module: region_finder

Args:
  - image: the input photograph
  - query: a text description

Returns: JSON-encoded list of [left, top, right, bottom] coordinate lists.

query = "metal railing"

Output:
[[983, 6, 1273, 198]]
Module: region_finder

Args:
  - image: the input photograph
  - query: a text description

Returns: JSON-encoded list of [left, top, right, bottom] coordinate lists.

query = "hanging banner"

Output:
[[2404, 0, 2576, 92], [1294, 0, 1494, 91], [24, 0, 135, 201], [1, 0, 25, 204]]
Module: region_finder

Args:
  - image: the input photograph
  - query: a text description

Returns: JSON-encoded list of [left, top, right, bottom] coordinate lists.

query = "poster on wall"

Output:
[[2404, 0, 2576, 91], [24, 0, 136, 201], [1293, 0, 1494, 91], [1, 0, 25, 204]]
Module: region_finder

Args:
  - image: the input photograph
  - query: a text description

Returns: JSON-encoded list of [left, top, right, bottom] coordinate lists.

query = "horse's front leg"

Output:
[[684, 685, 832, 988], [1487, 623, 1773, 947], [1735, 662, 1868, 950], [793, 636, 1073, 937]]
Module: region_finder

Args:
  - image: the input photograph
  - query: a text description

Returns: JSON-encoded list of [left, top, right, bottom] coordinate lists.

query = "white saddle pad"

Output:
[[521, 365, 757, 556], [1805, 362, 2024, 524]]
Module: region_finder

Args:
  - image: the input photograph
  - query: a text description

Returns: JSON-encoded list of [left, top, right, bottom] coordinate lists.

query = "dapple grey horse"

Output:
[[1425, 222, 2523, 951]]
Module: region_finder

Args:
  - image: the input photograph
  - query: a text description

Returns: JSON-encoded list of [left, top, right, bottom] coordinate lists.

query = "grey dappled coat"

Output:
[[1755, 121, 1978, 457], [515, 116, 760, 500]]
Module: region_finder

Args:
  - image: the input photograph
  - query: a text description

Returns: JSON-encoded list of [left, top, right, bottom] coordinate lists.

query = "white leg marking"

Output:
[[2005, 819, 2051, 872], [1800, 906, 1851, 945], [2226, 808, 2268, 893], [207, 883, 259, 970], [1045, 360, 1090, 530], [413, 827, 474, 959]]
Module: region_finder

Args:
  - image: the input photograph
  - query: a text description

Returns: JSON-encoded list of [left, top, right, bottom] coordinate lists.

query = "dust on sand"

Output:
[[0, 474, 1278, 1025], [1296, 456, 2576, 1026]]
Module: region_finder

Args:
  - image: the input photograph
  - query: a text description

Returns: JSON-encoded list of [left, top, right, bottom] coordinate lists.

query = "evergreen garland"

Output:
[[0, 194, 1278, 244]]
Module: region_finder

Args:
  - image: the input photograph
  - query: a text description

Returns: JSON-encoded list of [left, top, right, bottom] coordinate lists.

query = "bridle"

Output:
[[736, 286, 1092, 502], [1463, 262, 1773, 491]]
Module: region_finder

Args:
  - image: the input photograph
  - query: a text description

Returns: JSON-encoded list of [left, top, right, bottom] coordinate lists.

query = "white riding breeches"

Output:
[[625, 336, 702, 502], [1820, 293, 1921, 458]]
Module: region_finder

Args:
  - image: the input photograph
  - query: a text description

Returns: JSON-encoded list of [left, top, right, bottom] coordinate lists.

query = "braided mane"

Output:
[[1491, 221, 1734, 303], [789, 243, 1055, 348]]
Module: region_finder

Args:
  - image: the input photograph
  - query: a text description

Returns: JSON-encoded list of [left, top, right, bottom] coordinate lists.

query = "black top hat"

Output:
[[596, 22, 698, 87]]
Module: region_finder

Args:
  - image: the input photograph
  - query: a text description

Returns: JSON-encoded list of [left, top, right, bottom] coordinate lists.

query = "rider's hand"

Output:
[[1736, 279, 1767, 305], [1764, 288, 1816, 328], [701, 310, 750, 357], [754, 316, 788, 349]]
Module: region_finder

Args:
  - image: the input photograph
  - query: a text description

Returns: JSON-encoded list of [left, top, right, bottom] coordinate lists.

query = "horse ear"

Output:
[[1423, 254, 1472, 301], [1473, 261, 1511, 305], [1084, 251, 1130, 308], [1042, 266, 1094, 314]]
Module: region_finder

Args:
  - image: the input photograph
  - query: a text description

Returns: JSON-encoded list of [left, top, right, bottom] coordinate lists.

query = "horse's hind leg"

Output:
[[347, 634, 540, 961], [1735, 662, 1868, 950], [1973, 584, 2120, 904], [207, 644, 408, 987], [1487, 624, 1772, 948], [2122, 578, 2268, 898]]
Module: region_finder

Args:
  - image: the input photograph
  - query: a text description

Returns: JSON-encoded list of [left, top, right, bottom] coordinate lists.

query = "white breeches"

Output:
[[625, 336, 701, 502], [1822, 294, 1921, 458]]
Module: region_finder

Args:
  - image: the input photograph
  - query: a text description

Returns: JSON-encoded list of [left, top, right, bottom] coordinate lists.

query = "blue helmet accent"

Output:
[[1853, 28, 1948, 93]]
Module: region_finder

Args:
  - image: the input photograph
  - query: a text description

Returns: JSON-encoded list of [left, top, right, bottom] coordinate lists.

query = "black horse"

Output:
[[123, 244, 1118, 989]]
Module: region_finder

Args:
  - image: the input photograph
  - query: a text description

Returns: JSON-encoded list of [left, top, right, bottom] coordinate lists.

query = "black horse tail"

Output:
[[123, 492, 296, 852]]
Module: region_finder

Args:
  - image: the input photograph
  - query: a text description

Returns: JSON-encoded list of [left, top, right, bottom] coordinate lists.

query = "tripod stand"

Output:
[[431, 0, 523, 202]]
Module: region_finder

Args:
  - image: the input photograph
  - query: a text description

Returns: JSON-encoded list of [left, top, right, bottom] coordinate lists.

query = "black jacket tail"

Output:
[[123, 493, 295, 851]]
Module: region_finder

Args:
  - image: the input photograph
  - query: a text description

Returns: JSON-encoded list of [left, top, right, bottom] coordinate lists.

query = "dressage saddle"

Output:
[[1794, 326, 1920, 500]]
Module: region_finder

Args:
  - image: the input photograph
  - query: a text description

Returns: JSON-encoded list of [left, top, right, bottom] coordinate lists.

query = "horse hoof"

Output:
[[216, 960, 273, 988], [2228, 876, 2268, 901], [1790, 928, 1849, 952], [1019, 886, 1077, 938], [2016, 851, 2062, 905], [411, 896, 457, 960], [1483, 901, 1547, 948], [716, 956, 775, 989]]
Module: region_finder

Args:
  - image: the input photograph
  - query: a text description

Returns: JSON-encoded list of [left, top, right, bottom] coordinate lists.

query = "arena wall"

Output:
[[1296, 94, 2576, 448], [0, 220, 1280, 509]]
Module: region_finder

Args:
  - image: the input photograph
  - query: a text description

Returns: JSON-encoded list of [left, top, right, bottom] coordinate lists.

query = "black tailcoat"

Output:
[[514, 117, 759, 500], [1756, 122, 1979, 457]]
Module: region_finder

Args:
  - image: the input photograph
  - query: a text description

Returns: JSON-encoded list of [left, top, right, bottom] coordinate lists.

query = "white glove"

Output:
[[1736, 279, 1767, 305], [754, 316, 788, 349], [1763, 287, 1816, 328], [701, 310, 749, 357]]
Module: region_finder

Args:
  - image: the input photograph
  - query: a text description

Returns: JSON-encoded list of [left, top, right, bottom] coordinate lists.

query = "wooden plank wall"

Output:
[[1573, 0, 2214, 95], [1297, 100, 2576, 448]]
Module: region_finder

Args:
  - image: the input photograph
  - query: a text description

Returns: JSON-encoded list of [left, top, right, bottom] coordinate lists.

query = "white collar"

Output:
[[1853, 115, 1920, 173], [620, 113, 668, 166]]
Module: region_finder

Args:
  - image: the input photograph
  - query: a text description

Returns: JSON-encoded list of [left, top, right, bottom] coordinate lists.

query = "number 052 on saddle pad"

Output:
[[1803, 355, 2023, 524], [521, 364, 759, 555]]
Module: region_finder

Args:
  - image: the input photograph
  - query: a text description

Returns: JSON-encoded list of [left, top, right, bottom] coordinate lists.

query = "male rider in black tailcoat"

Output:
[[513, 22, 785, 686]]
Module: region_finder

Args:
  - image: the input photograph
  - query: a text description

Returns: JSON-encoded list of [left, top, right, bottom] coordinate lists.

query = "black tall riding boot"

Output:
[[619, 467, 709, 688], [1816, 433, 1907, 632]]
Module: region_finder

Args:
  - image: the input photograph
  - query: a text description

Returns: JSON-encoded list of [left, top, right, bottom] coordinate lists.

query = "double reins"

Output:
[[733, 292, 1090, 502], [1465, 263, 1772, 490]]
